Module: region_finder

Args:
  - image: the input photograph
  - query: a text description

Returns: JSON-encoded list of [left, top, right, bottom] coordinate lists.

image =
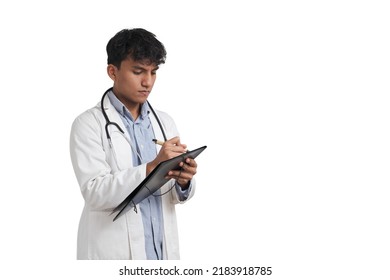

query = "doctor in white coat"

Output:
[[69, 28, 198, 260]]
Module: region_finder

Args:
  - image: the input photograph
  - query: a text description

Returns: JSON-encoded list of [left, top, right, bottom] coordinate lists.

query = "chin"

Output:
[[138, 97, 148, 104]]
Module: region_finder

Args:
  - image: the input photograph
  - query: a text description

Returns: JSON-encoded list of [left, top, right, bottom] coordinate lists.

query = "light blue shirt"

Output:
[[108, 91, 190, 260]]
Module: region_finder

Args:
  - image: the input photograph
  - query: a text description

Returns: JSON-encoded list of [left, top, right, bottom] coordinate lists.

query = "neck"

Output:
[[128, 105, 141, 120], [120, 100, 141, 120], [111, 89, 141, 120]]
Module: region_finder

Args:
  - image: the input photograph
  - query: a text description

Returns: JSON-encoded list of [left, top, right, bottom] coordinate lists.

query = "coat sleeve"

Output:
[[69, 110, 146, 211], [171, 179, 196, 204]]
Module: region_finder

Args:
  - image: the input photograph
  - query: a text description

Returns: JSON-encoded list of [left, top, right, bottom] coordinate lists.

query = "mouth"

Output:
[[138, 90, 150, 97]]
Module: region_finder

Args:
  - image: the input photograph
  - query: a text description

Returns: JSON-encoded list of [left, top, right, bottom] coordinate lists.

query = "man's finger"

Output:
[[185, 158, 197, 168]]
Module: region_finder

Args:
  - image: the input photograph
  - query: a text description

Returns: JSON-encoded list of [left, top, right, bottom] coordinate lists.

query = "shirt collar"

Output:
[[107, 90, 150, 122]]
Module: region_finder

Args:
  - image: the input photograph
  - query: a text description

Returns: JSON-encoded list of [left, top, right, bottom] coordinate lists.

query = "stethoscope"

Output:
[[101, 87, 175, 202], [100, 87, 167, 148]]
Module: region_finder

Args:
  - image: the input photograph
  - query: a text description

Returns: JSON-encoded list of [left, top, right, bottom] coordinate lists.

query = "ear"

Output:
[[107, 64, 117, 81]]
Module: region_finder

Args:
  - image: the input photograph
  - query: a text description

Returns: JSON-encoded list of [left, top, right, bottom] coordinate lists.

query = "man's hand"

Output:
[[146, 136, 187, 175], [146, 136, 197, 189], [166, 157, 197, 189]]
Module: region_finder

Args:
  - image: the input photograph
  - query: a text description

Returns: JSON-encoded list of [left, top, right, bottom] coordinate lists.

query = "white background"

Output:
[[0, 0, 389, 279]]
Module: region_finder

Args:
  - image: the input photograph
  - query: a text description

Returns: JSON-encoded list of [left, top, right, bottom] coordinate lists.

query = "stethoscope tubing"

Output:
[[100, 87, 167, 147]]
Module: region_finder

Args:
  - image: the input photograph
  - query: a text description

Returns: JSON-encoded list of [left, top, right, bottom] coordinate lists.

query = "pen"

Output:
[[153, 139, 189, 153], [152, 139, 165, 146]]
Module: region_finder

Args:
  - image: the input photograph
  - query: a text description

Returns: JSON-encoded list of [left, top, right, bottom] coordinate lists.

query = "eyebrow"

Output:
[[132, 65, 159, 71]]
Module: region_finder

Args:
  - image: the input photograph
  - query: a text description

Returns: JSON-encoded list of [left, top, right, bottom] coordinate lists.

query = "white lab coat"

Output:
[[69, 95, 195, 260]]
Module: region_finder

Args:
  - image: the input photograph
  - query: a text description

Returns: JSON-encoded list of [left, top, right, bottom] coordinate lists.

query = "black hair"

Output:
[[106, 28, 166, 68]]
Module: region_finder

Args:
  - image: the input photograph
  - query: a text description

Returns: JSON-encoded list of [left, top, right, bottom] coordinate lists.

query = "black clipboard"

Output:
[[111, 145, 207, 221]]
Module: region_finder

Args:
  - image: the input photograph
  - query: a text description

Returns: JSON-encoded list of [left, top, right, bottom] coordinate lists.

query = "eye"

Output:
[[133, 71, 142, 75]]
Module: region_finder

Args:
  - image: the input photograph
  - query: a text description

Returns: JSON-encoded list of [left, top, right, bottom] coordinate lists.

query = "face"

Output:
[[107, 57, 159, 111]]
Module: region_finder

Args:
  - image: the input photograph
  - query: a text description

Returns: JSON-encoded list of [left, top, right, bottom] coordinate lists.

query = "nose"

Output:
[[141, 73, 153, 88]]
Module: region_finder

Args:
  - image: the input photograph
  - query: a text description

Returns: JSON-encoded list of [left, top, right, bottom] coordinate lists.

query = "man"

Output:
[[70, 28, 198, 260]]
